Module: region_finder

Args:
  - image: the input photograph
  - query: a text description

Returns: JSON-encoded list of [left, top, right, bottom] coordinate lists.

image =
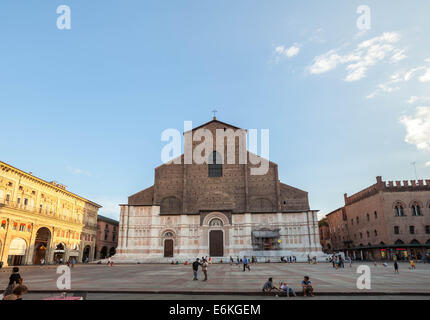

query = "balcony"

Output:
[[0, 200, 83, 225]]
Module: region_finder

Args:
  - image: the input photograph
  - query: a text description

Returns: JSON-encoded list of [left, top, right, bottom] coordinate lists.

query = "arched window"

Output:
[[394, 204, 404, 216], [164, 231, 174, 237], [411, 203, 421, 216], [209, 218, 223, 227], [208, 151, 222, 177]]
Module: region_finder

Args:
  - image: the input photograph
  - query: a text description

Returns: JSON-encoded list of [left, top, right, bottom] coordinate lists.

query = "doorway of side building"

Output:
[[100, 246, 108, 259], [53, 243, 66, 263], [109, 247, 116, 257], [33, 227, 51, 264], [82, 245, 91, 262], [209, 230, 224, 257]]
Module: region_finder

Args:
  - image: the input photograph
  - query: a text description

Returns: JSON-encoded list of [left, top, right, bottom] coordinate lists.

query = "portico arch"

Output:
[[8, 238, 27, 266], [33, 227, 51, 264], [203, 212, 227, 257], [53, 242, 66, 263]]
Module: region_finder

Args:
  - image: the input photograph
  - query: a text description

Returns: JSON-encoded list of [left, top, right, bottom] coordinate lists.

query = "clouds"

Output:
[[272, 43, 301, 63], [66, 166, 90, 176], [399, 107, 430, 151], [308, 32, 406, 82], [367, 63, 430, 99]]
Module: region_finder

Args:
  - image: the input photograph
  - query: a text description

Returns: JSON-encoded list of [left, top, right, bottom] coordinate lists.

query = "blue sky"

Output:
[[1, 1, 430, 219]]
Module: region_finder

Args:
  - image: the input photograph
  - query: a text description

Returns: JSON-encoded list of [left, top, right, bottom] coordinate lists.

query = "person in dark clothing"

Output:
[[192, 258, 200, 280], [4, 267, 22, 296], [394, 261, 399, 274], [9, 267, 22, 285]]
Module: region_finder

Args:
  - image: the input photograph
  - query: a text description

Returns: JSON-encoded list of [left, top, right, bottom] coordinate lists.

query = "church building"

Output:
[[114, 118, 324, 262]]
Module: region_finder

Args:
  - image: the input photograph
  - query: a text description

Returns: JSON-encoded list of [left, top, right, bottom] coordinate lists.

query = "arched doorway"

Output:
[[100, 246, 108, 259], [33, 227, 51, 264], [82, 245, 91, 262], [209, 218, 224, 257], [53, 243, 66, 263], [164, 239, 173, 257], [109, 247, 116, 257], [8, 238, 27, 266], [163, 231, 174, 257]]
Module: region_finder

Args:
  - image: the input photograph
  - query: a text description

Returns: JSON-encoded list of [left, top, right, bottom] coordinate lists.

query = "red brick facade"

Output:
[[95, 215, 118, 259], [321, 176, 430, 261], [128, 119, 310, 214]]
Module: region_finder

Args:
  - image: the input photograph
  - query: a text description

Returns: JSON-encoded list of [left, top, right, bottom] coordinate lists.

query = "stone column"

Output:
[[25, 223, 37, 265]]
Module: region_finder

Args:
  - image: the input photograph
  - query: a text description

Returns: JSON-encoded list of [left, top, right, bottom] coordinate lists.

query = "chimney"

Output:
[[426, 179, 430, 186], [388, 181, 394, 187], [344, 193, 348, 204], [396, 181, 401, 187], [418, 180, 424, 186], [411, 180, 417, 187], [403, 180, 409, 187]]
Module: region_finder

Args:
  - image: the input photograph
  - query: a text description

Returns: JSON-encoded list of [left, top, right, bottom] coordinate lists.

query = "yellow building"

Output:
[[0, 161, 101, 267]]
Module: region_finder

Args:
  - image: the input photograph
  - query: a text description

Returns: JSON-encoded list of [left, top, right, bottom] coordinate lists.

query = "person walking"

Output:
[[409, 258, 416, 270], [201, 259, 208, 281], [243, 256, 250, 272], [394, 261, 399, 274], [192, 258, 200, 280]]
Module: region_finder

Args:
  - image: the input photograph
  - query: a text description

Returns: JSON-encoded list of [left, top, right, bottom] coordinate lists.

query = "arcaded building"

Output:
[[324, 176, 430, 260], [0, 161, 101, 266], [114, 118, 324, 262]]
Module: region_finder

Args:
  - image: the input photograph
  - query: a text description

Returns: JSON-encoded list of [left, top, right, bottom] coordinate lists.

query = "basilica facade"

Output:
[[114, 118, 324, 262]]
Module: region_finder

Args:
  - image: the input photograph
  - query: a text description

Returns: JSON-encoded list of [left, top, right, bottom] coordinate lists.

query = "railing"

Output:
[[0, 199, 84, 225]]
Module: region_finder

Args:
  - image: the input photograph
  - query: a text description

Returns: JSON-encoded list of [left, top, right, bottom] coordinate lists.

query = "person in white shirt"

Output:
[[280, 281, 296, 297]]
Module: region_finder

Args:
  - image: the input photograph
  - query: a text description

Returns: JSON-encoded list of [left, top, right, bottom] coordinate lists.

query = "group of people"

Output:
[[280, 256, 297, 263], [329, 255, 352, 269], [192, 258, 209, 281], [230, 255, 257, 265], [1, 267, 28, 300], [262, 276, 314, 297]]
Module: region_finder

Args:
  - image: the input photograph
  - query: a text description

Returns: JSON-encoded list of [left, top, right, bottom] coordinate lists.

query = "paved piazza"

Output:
[[1, 262, 430, 295]]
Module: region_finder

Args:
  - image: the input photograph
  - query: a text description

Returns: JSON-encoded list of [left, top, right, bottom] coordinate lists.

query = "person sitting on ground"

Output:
[[279, 281, 296, 297], [262, 277, 280, 292], [301, 276, 314, 296], [3, 285, 28, 300], [4, 267, 22, 296]]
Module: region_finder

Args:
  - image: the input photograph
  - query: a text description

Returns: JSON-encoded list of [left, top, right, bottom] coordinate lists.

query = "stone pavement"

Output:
[[20, 293, 430, 300], [1, 261, 429, 294]]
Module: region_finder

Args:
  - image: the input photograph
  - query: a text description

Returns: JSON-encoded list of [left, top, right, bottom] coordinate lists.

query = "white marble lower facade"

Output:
[[112, 205, 326, 263]]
